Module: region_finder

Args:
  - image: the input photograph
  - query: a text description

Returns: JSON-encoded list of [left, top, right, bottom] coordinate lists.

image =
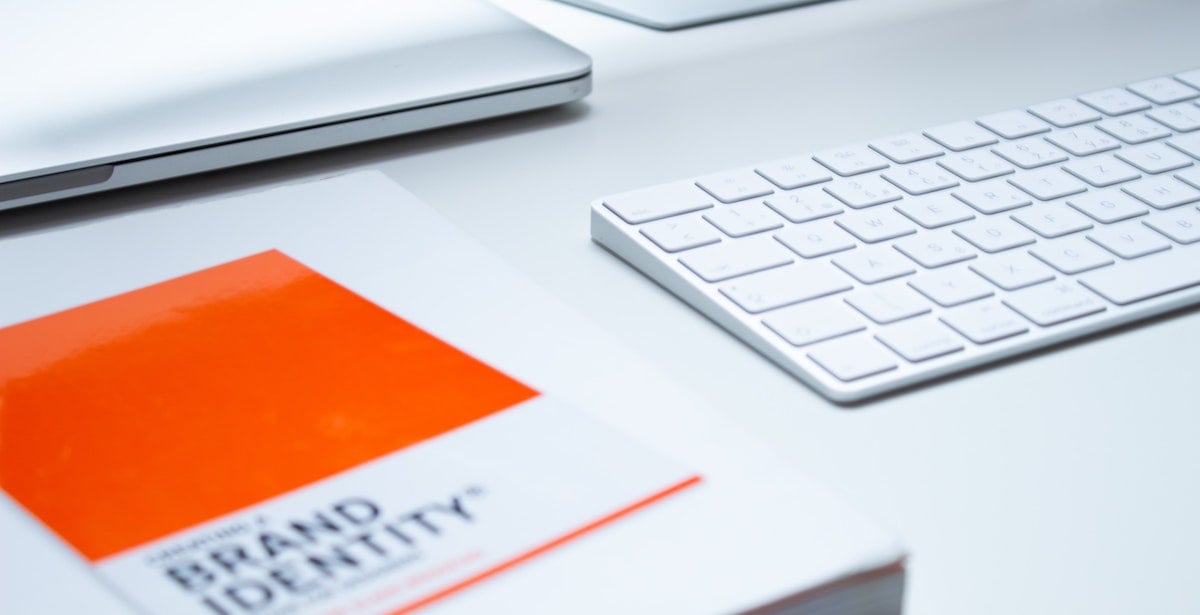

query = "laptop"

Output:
[[0, 0, 591, 211]]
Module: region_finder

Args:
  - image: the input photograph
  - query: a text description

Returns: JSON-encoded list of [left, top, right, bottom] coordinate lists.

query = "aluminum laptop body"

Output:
[[0, 0, 592, 210]]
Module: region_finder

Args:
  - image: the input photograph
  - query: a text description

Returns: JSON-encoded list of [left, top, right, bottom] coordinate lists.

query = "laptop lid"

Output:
[[0, 0, 591, 209]]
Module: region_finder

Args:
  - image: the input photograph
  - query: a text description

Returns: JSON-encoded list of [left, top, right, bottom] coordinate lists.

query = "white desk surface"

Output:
[[3, 0, 1200, 612]]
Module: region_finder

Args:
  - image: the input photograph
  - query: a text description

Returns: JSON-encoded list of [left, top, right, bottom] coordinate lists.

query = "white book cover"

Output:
[[0, 171, 905, 614]]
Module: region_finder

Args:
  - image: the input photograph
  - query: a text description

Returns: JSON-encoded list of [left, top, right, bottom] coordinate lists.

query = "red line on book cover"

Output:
[[391, 475, 702, 614]]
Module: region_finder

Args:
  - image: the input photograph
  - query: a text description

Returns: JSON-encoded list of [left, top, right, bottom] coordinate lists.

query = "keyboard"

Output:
[[591, 69, 1200, 402]]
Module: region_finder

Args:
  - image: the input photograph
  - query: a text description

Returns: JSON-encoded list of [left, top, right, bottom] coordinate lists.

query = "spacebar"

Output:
[[1079, 249, 1200, 306]]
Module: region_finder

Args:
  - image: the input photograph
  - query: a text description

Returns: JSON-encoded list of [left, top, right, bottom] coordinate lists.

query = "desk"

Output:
[[3, 0, 1200, 612]]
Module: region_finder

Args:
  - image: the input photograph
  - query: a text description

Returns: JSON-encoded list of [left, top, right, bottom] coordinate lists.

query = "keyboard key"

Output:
[[833, 246, 916, 284], [1122, 176, 1200, 209], [844, 283, 931, 324], [1011, 203, 1093, 238], [1127, 77, 1199, 104], [813, 145, 890, 177], [764, 298, 865, 346], [940, 301, 1029, 343], [824, 176, 903, 208], [1003, 280, 1106, 326], [991, 138, 1069, 169], [696, 169, 775, 203], [1088, 224, 1173, 258], [1143, 209, 1200, 244], [703, 202, 785, 237], [1030, 237, 1115, 274], [1028, 98, 1102, 127], [1096, 115, 1171, 144], [1079, 248, 1200, 305], [640, 216, 722, 252], [679, 236, 794, 282], [775, 220, 856, 257], [893, 231, 978, 268], [875, 319, 965, 362], [755, 158, 833, 190], [763, 187, 844, 223], [869, 133, 945, 164], [1115, 143, 1194, 174], [1045, 126, 1121, 156], [953, 181, 1032, 214], [721, 262, 852, 313], [937, 150, 1015, 182], [1175, 166, 1200, 189], [604, 182, 713, 224], [908, 268, 994, 307], [1067, 189, 1149, 223], [894, 194, 975, 229], [1178, 69, 1200, 90], [970, 252, 1056, 290], [1008, 168, 1088, 201], [1078, 88, 1151, 116], [954, 218, 1038, 253], [882, 161, 959, 195], [924, 121, 998, 151], [1147, 102, 1200, 132], [976, 110, 1051, 139], [1167, 133, 1200, 160], [835, 209, 917, 243], [807, 335, 898, 382], [1061, 155, 1142, 187]]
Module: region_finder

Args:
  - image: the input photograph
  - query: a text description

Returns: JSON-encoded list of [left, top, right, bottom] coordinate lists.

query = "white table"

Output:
[[4, 0, 1200, 612]]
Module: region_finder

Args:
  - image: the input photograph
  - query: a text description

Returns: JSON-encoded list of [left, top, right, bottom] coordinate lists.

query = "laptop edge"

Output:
[[0, 73, 590, 210]]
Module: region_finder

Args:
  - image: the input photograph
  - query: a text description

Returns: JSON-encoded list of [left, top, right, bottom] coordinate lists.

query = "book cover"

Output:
[[0, 249, 700, 615], [1, 172, 905, 614]]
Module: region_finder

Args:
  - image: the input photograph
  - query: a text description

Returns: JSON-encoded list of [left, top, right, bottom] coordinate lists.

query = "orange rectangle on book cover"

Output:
[[0, 250, 537, 562]]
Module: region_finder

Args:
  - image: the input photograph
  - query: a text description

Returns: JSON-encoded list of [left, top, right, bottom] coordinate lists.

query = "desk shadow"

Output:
[[0, 100, 592, 237]]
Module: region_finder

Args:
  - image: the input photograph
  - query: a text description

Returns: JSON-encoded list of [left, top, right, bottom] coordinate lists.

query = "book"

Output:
[[0, 171, 905, 614]]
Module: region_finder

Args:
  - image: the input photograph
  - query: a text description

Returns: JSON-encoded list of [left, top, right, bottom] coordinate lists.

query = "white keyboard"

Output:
[[591, 69, 1200, 402]]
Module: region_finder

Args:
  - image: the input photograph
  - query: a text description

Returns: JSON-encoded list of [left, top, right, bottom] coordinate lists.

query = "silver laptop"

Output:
[[0, 0, 591, 211]]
